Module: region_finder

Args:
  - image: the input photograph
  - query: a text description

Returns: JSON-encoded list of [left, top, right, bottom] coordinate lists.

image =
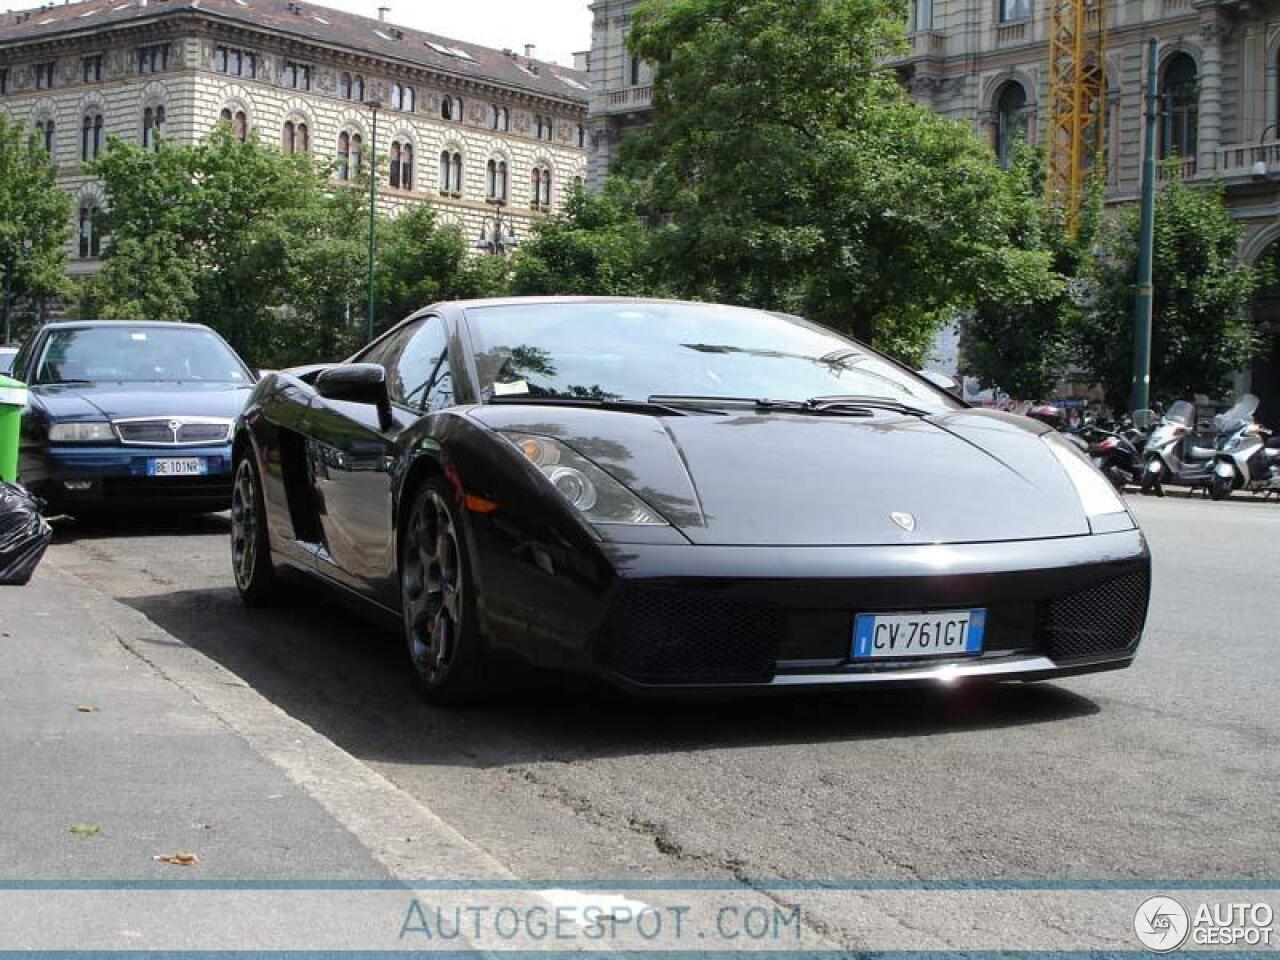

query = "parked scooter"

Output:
[[1140, 400, 1222, 496], [1085, 422, 1146, 491], [1209, 394, 1280, 500]]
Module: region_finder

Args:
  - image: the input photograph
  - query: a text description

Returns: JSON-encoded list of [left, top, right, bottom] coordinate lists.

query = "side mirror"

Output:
[[918, 369, 961, 397], [315, 363, 393, 430]]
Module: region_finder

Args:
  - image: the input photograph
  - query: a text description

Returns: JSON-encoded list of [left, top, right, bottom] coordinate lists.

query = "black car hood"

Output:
[[33, 382, 252, 421], [470, 406, 1091, 546]]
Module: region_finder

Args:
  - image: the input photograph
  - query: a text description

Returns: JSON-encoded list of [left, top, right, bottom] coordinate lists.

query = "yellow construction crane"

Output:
[[1045, 0, 1108, 234]]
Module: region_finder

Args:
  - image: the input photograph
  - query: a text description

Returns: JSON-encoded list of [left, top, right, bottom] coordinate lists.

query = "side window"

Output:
[[10, 337, 37, 383], [358, 320, 421, 375], [388, 317, 448, 408], [425, 354, 455, 411]]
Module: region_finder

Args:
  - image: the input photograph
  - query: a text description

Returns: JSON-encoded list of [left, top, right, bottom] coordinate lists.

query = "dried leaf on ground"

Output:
[[69, 824, 101, 838], [152, 852, 200, 867]]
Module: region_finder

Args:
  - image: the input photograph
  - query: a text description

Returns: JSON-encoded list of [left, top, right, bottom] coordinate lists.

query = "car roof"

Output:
[[447, 296, 732, 312], [38, 320, 214, 332]]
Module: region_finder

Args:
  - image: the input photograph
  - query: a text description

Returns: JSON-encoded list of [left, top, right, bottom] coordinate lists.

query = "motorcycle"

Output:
[[1081, 409, 1154, 491], [1209, 394, 1280, 500], [1140, 400, 1223, 496]]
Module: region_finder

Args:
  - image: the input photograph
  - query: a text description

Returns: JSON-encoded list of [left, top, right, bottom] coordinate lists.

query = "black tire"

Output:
[[231, 454, 278, 606], [1139, 464, 1158, 495], [400, 481, 486, 706], [1210, 472, 1234, 502]]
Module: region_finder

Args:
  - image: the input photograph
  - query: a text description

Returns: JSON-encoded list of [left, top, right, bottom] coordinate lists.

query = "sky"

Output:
[[314, 0, 594, 67]]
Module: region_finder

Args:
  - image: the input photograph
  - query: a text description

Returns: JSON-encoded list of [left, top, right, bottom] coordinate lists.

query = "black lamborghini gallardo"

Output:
[[231, 298, 1150, 703]]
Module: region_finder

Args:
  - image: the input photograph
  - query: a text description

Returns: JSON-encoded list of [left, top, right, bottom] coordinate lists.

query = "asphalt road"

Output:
[[45, 494, 1280, 886]]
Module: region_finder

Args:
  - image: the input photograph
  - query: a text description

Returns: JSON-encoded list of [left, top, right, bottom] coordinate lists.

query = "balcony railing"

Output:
[[1218, 140, 1280, 178], [995, 20, 1029, 44], [1157, 155, 1198, 180], [606, 85, 652, 108], [904, 30, 947, 57]]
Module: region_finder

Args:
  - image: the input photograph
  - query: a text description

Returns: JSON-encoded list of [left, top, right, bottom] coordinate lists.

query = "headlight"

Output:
[[1042, 432, 1132, 532], [503, 433, 667, 527], [49, 421, 116, 443]]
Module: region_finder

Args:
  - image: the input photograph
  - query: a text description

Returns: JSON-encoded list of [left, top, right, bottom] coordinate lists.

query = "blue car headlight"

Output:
[[49, 421, 116, 444], [502, 433, 668, 527]]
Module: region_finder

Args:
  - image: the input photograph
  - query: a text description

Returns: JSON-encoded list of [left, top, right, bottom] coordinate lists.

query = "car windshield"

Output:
[[465, 301, 960, 414], [35, 326, 250, 385]]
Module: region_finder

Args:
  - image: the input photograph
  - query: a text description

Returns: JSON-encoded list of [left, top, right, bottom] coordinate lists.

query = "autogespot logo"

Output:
[[1134, 896, 1191, 952]]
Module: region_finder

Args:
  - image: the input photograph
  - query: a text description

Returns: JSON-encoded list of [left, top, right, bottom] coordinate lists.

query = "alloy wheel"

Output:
[[403, 489, 464, 686], [231, 460, 259, 592]]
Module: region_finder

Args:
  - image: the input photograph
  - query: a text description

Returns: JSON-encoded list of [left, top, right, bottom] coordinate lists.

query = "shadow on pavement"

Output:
[[51, 512, 231, 544], [123, 582, 1101, 769]]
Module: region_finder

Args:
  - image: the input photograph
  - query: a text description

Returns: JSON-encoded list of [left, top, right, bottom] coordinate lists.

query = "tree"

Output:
[[1075, 174, 1257, 407], [959, 147, 1083, 401], [0, 113, 72, 344], [510, 180, 660, 297], [90, 125, 364, 368], [621, 0, 1063, 364]]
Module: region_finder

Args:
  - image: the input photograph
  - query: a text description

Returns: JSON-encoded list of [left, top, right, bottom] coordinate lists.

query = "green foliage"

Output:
[[510, 181, 661, 297], [1075, 173, 1257, 407], [88, 127, 510, 369], [0, 113, 72, 342], [959, 146, 1079, 401], [619, 0, 1063, 364]]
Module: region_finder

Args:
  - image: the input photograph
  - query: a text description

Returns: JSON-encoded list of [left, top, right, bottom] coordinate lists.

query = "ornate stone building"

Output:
[[891, 0, 1280, 412], [0, 0, 589, 278], [585, 0, 652, 190]]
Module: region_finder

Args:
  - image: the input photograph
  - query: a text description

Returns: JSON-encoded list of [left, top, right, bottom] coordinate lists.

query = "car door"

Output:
[[305, 317, 450, 607]]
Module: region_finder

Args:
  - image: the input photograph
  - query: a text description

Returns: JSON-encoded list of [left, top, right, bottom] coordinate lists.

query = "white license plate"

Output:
[[148, 458, 206, 477], [853, 609, 986, 660]]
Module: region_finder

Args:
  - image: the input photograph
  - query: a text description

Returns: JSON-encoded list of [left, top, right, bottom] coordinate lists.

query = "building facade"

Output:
[[585, 0, 653, 190], [892, 0, 1280, 411], [0, 0, 589, 279]]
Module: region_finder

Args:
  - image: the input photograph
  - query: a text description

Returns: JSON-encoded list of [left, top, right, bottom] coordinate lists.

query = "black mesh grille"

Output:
[[1046, 569, 1150, 661], [116, 421, 172, 444], [596, 584, 781, 685]]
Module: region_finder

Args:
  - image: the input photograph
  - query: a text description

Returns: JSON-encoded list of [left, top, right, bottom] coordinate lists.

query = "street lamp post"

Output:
[[475, 200, 519, 256], [366, 96, 382, 344], [1131, 38, 1159, 415]]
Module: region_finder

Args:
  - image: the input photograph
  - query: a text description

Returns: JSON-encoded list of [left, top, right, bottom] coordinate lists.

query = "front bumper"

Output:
[[588, 529, 1150, 692], [24, 443, 234, 507]]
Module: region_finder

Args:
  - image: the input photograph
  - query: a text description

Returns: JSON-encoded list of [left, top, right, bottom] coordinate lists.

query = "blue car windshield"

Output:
[[465, 301, 960, 413], [35, 326, 250, 385]]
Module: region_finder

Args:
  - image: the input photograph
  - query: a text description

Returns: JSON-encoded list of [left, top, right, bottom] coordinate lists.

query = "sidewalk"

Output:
[[0, 566, 390, 882]]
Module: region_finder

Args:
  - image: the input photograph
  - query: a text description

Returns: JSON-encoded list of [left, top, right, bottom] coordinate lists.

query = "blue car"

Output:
[[11, 321, 255, 514]]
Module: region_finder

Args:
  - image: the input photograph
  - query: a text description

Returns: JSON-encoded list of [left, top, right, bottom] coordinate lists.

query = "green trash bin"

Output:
[[0, 374, 28, 485]]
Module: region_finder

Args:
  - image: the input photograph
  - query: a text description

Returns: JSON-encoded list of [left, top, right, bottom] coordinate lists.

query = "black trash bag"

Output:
[[0, 482, 53, 586]]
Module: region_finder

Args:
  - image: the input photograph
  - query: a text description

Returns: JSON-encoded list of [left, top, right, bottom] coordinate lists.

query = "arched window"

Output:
[[352, 75, 364, 102], [340, 73, 351, 100], [389, 140, 413, 189], [81, 111, 103, 162], [337, 131, 352, 181], [441, 95, 463, 122], [577, 124, 586, 149], [489, 105, 509, 131], [36, 119, 55, 154], [995, 82, 1028, 169], [486, 158, 508, 201], [221, 108, 249, 142], [530, 165, 552, 210], [439, 150, 464, 194], [391, 83, 416, 112], [282, 121, 308, 155], [1160, 53, 1198, 161], [78, 203, 101, 258], [143, 105, 165, 151]]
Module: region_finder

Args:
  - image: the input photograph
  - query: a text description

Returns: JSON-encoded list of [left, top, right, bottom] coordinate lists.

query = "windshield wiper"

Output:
[[806, 395, 933, 417], [648, 394, 889, 418], [488, 396, 692, 417]]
